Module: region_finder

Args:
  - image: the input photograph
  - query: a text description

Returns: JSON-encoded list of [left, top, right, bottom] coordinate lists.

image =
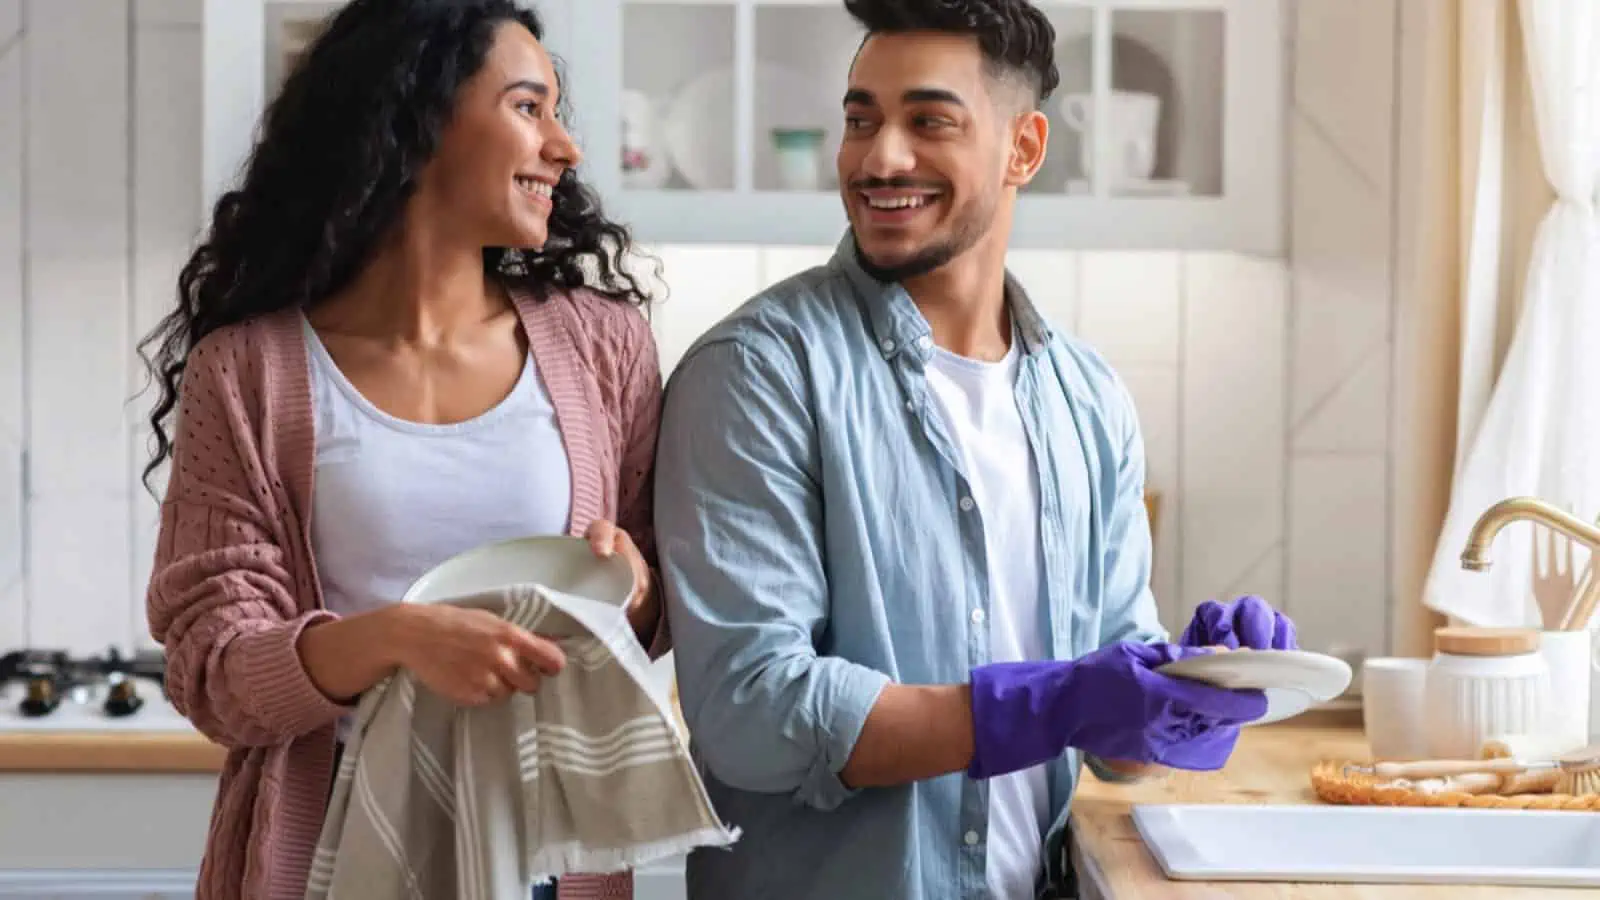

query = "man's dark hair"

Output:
[[844, 0, 1060, 106]]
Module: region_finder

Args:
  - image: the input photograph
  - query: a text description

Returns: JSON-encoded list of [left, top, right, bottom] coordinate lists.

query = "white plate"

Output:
[[402, 535, 635, 608], [661, 62, 837, 191], [1131, 803, 1600, 887], [1155, 649, 1352, 726]]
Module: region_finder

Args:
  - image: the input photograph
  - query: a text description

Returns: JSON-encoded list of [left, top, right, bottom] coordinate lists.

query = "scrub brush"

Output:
[[1553, 747, 1600, 796], [1346, 744, 1600, 796]]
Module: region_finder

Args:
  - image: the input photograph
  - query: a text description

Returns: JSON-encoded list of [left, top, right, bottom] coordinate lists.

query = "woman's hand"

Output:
[[586, 519, 658, 645], [394, 604, 567, 706]]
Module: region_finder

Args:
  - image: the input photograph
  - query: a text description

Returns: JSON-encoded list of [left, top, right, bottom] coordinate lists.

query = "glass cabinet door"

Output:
[[619, 3, 738, 192], [1036, 2, 1227, 199]]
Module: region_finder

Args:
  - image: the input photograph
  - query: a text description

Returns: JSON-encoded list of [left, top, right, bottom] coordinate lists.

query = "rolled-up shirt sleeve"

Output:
[[655, 337, 890, 811]]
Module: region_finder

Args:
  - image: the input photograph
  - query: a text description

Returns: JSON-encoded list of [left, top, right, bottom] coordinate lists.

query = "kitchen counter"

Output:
[[1068, 708, 1594, 899], [0, 729, 224, 772]]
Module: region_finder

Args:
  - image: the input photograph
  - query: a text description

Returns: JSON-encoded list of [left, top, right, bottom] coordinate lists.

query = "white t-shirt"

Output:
[[924, 335, 1049, 900], [301, 313, 571, 616]]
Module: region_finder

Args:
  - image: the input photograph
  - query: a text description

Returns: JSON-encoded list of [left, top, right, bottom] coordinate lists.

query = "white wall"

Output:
[[0, 0, 1403, 657], [1285, 0, 1400, 657]]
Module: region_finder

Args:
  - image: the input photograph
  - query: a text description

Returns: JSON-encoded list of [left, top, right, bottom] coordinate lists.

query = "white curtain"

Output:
[[1422, 0, 1600, 628]]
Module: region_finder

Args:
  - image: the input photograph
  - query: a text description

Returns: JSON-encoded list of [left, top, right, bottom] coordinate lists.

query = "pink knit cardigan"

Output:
[[146, 289, 667, 900]]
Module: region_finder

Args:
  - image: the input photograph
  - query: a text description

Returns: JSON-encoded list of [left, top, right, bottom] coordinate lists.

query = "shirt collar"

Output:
[[831, 232, 1056, 364]]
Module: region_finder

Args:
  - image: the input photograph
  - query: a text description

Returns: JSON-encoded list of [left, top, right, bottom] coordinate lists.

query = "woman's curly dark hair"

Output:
[[137, 0, 654, 491]]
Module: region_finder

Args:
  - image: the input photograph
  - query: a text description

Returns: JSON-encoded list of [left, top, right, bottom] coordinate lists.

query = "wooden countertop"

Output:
[[1069, 708, 1594, 898], [0, 730, 225, 773]]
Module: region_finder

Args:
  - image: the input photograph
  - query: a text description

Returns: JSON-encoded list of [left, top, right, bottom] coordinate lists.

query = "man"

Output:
[[654, 1, 1298, 898]]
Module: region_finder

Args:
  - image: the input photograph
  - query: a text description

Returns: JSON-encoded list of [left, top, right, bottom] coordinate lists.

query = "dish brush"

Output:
[[1347, 744, 1600, 796], [1554, 748, 1600, 796]]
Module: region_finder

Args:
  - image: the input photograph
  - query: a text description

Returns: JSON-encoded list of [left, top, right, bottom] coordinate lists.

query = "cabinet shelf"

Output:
[[203, 0, 1283, 252]]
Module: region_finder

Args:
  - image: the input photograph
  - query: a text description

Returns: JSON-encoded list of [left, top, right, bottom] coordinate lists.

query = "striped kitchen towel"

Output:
[[304, 583, 739, 900]]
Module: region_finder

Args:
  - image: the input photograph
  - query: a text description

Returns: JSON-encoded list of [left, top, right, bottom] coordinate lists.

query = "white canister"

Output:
[[1424, 627, 1551, 759], [1537, 630, 1592, 747]]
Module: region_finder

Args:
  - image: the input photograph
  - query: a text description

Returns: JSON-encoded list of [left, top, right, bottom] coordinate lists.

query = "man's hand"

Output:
[[967, 642, 1267, 780], [1179, 595, 1297, 650]]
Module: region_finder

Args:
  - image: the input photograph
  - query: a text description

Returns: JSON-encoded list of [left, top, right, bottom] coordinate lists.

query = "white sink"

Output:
[[1132, 803, 1600, 888]]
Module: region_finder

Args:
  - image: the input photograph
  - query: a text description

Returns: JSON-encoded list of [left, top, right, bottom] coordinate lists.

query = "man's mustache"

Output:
[[847, 177, 946, 192]]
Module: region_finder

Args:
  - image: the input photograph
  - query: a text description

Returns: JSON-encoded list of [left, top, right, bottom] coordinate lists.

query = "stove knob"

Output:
[[105, 679, 144, 717], [20, 677, 60, 717]]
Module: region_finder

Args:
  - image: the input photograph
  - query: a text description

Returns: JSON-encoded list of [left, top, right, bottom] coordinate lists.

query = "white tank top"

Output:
[[301, 315, 573, 618]]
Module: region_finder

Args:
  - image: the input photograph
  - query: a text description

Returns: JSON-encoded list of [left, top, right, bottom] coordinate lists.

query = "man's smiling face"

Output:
[[837, 31, 1022, 281]]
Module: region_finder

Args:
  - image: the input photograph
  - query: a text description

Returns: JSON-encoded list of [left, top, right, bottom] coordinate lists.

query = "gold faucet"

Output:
[[1460, 497, 1600, 571]]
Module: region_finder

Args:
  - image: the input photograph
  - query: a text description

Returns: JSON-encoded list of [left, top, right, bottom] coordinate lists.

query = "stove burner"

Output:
[[105, 677, 144, 717], [1, 646, 168, 718], [20, 676, 60, 717]]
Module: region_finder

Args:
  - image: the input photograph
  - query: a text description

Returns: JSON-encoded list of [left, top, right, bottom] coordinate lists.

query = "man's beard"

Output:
[[851, 188, 997, 284]]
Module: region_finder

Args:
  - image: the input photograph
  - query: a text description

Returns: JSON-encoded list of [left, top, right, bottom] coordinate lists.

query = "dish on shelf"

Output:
[[621, 89, 673, 189], [660, 62, 839, 192]]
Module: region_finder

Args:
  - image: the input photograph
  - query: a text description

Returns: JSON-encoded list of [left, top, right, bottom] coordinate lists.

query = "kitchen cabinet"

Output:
[[568, 0, 1283, 251], [201, 0, 1284, 252]]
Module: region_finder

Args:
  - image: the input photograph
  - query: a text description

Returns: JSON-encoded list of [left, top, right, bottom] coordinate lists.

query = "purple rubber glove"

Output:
[[967, 641, 1268, 779], [1180, 595, 1298, 650]]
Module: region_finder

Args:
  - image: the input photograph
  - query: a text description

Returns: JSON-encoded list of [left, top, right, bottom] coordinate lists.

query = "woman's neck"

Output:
[[311, 224, 510, 345]]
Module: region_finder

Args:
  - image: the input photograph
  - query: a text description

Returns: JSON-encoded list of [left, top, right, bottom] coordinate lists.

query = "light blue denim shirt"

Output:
[[654, 236, 1167, 900]]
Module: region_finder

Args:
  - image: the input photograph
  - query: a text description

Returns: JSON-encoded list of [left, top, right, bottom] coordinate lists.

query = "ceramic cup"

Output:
[[1058, 90, 1160, 182], [1539, 630, 1593, 747], [771, 127, 826, 191], [1360, 657, 1429, 760]]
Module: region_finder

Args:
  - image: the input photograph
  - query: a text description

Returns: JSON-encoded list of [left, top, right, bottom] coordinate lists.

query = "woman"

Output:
[[139, 2, 666, 898]]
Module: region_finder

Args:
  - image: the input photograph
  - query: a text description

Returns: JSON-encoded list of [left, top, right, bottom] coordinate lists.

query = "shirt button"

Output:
[[881, 338, 895, 353], [971, 608, 986, 626], [959, 496, 975, 512], [964, 830, 980, 846], [917, 335, 933, 350]]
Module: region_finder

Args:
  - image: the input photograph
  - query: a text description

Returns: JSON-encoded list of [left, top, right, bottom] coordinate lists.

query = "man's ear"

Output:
[[1005, 109, 1049, 188]]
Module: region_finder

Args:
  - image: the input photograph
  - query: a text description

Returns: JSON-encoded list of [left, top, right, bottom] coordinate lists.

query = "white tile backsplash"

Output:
[[648, 244, 762, 373], [1180, 253, 1289, 610], [0, 1, 17, 44], [1077, 252, 1182, 367], [1287, 454, 1389, 655], [25, 2, 131, 497], [1289, 112, 1393, 429], [28, 491, 135, 651], [0, 4, 18, 651], [1114, 364, 1181, 629], [1005, 249, 1079, 336], [759, 245, 834, 287], [133, 0, 200, 26], [1291, 339, 1391, 453], [1292, 0, 1397, 195], [0, 443, 21, 650]]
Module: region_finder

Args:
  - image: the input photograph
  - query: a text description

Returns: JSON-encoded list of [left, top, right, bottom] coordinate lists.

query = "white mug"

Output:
[[1057, 90, 1160, 182], [1360, 657, 1429, 760]]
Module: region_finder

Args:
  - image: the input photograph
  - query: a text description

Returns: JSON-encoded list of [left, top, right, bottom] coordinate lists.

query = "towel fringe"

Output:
[[527, 824, 742, 881]]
